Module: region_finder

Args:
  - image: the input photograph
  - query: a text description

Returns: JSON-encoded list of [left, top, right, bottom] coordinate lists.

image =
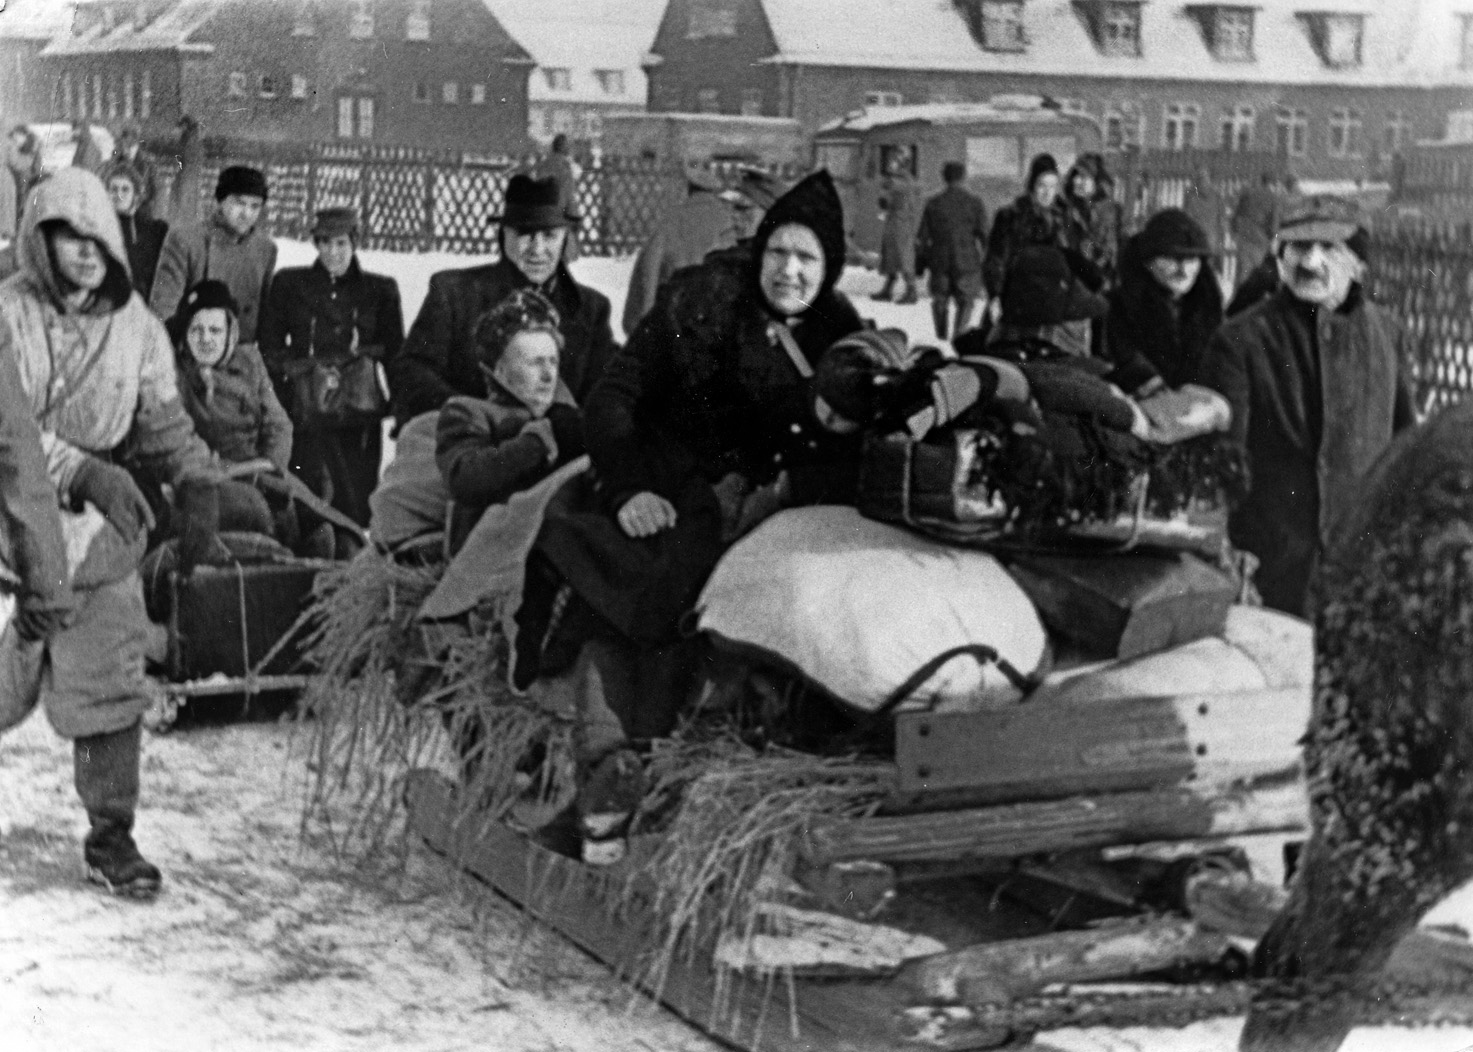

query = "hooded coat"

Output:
[[175, 321, 294, 473], [1103, 233, 1224, 395], [0, 167, 216, 736], [537, 170, 865, 645]]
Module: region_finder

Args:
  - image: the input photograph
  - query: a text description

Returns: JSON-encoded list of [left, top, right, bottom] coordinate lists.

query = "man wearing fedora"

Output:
[[387, 172, 616, 425], [1199, 195, 1415, 616], [150, 165, 277, 350], [259, 208, 404, 527]]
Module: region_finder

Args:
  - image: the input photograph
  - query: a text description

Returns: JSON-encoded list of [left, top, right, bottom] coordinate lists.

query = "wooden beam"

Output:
[[890, 686, 1307, 811], [900, 917, 1235, 1004], [805, 782, 1309, 866]]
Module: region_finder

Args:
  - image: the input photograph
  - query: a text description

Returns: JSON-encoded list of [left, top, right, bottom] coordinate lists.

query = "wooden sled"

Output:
[[143, 541, 339, 730]]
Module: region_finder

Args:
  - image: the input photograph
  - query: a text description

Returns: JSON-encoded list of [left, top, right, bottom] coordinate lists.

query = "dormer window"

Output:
[[1300, 12, 1364, 68], [1074, 1, 1143, 58], [595, 69, 626, 95], [543, 68, 572, 91], [958, 0, 1027, 51], [687, 1, 738, 39]]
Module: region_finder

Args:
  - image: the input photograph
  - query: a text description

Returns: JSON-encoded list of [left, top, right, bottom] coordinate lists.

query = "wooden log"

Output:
[[890, 685, 1307, 811], [1185, 870, 1473, 988], [900, 916, 1235, 1004], [713, 903, 946, 979], [806, 782, 1309, 866]]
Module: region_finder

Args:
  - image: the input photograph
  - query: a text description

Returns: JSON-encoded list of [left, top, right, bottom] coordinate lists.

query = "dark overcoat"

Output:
[[1197, 285, 1415, 615], [118, 213, 169, 298], [538, 248, 864, 644], [916, 185, 987, 281], [1103, 234, 1224, 394], [386, 257, 616, 424]]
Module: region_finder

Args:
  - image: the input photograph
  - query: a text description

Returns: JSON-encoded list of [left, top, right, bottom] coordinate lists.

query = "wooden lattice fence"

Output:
[[179, 141, 798, 258], [1368, 218, 1473, 415]]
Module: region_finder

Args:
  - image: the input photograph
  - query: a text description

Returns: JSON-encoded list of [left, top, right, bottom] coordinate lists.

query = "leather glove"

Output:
[[175, 477, 221, 576], [13, 593, 74, 643], [69, 458, 155, 543], [519, 418, 558, 463], [543, 404, 586, 462]]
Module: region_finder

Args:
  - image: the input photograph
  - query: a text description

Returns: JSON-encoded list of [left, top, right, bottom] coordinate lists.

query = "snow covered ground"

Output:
[[2, 238, 1471, 1052]]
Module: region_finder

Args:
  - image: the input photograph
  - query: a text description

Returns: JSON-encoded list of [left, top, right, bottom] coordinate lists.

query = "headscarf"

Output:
[[751, 169, 847, 305]]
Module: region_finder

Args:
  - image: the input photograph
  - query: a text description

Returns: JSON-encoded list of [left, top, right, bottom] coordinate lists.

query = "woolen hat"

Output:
[[311, 206, 359, 240], [167, 279, 238, 344], [1277, 194, 1361, 244], [814, 328, 911, 424], [215, 165, 268, 201], [1001, 246, 1109, 326], [753, 168, 847, 299], [496, 173, 567, 230], [1026, 153, 1059, 191], [1135, 208, 1214, 259]]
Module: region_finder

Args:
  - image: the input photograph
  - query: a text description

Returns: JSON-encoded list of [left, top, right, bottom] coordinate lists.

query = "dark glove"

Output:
[[69, 458, 156, 543], [175, 477, 221, 575], [544, 404, 586, 462], [13, 593, 74, 643]]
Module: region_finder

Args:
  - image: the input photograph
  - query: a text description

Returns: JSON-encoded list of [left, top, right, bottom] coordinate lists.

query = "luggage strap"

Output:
[[874, 644, 1038, 717], [770, 322, 814, 379]]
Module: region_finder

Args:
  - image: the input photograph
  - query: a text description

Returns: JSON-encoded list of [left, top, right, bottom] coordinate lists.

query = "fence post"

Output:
[[422, 154, 437, 253]]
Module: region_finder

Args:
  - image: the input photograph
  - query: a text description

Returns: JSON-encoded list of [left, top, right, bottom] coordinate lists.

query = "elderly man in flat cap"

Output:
[[386, 172, 617, 425], [259, 208, 403, 528], [1199, 195, 1415, 616], [150, 164, 277, 350]]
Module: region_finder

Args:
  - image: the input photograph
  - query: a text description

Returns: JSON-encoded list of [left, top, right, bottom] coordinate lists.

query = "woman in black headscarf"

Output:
[[524, 172, 864, 743]]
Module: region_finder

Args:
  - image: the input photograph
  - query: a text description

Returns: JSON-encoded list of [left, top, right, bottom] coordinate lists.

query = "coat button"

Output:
[[789, 423, 802, 434]]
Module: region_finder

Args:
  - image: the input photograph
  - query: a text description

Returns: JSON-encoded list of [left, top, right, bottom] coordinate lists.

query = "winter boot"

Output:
[[870, 276, 895, 302], [931, 300, 950, 341], [896, 278, 919, 305], [74, 721, 162, 901]]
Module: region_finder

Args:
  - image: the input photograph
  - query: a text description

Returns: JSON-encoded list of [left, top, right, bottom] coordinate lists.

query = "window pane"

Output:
[[338, 97, 354, 138], [966, 135, 1021, 179], [357, 97, 374, 138]]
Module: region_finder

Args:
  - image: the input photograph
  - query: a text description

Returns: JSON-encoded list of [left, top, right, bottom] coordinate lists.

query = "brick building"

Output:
[[646, 0, 1473, 181], [34, 0, 533, 152], [487, 0, 664, 148]]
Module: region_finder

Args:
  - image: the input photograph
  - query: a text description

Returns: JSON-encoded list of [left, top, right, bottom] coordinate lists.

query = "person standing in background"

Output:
[[100, 161, 169, 298], [260, 208, 404, 527], [108, 124, 165, 222], [4, 125, 43, 239], [1231, 172, 1280, 290], [915, 161, 988, 340], [150, 165, 276, 351], [872, 153, 921, 304], [70, 120, 103, 173]]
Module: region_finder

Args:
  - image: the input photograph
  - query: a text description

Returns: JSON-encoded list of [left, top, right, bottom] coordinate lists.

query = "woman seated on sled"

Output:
[[168, 279, 336, 556], [436, 289, 585, 555], [521, 171, 866, 848]]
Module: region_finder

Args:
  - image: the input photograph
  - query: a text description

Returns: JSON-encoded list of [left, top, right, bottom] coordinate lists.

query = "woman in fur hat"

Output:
[[1103, 208, 1224, 397]]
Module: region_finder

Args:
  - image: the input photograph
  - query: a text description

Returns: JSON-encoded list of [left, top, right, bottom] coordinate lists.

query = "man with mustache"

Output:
[[1199, 195, 1414, 616]]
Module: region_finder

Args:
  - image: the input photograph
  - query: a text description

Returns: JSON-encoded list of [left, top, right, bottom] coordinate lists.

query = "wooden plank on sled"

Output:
[[900, 916, 1236, 1005], [804, 782, 1309, 867], [890, 687, 1306, 811], [403, 769, 1013, 1052]]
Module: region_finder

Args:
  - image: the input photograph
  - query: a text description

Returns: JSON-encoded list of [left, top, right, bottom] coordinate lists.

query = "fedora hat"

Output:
[[495, 173, 568, 231]]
